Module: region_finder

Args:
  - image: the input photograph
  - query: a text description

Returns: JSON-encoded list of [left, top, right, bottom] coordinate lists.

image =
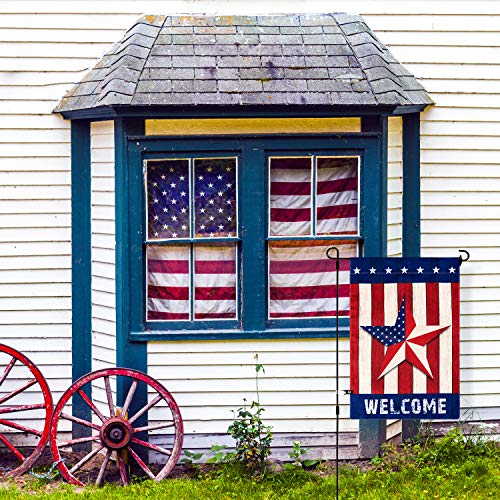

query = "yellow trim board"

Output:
[[146, 118, 361, 135]]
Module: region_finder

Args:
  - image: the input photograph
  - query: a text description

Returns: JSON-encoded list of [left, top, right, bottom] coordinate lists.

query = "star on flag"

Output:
[[361, 297, 450, 380]]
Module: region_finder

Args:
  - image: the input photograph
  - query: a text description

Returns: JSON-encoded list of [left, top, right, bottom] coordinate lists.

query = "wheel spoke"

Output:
[[0, 378, 37, 406], [96, 449, 112, 487], [78, 389, 107, 423], [60, 412, 101, 431], [69, 445, 104, 474], [117, 450, 129, 486], [0, 432, 24, 461], [0, 403, 46, 415], [133, 422, 175, 433], [128, 394, 162, 424], [104, 376, 115, 416], [0, 358, 16, 388], [131, 437, 172, 456], [58, 435, 99, 448], [0, 418, 42, 437], [121, 379, 138, 417], [129, 446, 155, 480]]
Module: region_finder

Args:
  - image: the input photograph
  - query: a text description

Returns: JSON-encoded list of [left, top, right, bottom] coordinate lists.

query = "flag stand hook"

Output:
[[458, 249, 470, 266], [326, 246, 341, 500]]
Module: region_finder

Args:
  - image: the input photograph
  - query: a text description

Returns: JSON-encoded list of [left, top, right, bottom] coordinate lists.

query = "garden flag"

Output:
[[349, 258, 460, 419]]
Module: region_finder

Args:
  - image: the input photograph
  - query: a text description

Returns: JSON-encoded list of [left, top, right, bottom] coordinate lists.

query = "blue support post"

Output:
[[71, 120, 92, 436], [359, 116, 387, 457], [115, 118, 147, 407], [401, 112, 422, 440]]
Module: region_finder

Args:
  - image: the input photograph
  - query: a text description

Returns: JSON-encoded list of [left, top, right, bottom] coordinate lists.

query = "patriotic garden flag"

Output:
[[349, 258, 460, 419]]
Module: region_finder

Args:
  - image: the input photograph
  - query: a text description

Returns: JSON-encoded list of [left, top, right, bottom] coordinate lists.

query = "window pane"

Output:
[[269, 157, 312, 236], [194, 243, 237, 320], [194, 158, 237, 238], [268, 240, 357, 319], [146, 245, 190, 321], [316, 157, 358, 235], [146, 159, 190, 240]]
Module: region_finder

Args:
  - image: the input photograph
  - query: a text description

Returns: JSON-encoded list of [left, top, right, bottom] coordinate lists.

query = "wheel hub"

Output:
[[100, 417, 133, 449]]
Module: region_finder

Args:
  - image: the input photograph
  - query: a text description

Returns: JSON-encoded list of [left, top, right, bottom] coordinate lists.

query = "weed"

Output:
[[286, 441, 321, 470], [227, 355, 273, 475]]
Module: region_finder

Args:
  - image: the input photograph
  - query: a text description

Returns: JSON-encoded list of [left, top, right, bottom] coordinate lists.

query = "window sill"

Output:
[[130, 326, 350, 342]]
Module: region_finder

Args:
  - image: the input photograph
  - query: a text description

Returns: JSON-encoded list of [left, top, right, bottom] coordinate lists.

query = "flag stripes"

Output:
[[146, 244, 237, 321]]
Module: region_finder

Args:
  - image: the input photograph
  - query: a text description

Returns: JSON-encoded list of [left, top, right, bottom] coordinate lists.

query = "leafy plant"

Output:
[[206, 444, 234, 464], [227, 355, 273, 474], [286, 441, 320, 469], [180, 450, 204, 465]]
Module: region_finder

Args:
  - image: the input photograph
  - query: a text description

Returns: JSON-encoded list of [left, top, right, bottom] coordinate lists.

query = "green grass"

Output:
[[0, 429, 498, 499]]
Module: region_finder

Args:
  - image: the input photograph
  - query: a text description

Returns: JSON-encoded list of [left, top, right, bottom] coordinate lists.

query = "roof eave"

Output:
[[55, 103, 431, 121]]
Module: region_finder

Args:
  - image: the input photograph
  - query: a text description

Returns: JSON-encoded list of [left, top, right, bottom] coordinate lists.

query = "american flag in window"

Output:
[[145, 158, 238, 322], [268, 156, 359, 320]]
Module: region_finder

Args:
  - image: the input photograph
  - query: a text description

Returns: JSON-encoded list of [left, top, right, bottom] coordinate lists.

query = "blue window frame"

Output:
[[126, 134, 384, 341]]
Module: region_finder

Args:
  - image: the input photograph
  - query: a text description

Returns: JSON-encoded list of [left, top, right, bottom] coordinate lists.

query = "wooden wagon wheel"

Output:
[[0, 343, 52, 477], [50, 368, 183, 486]]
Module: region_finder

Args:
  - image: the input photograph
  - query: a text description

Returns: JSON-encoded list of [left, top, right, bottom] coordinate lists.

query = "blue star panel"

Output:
[[362, 297, 407, 346], [194, 158, 237, 238], [147, 159, 190, 240]]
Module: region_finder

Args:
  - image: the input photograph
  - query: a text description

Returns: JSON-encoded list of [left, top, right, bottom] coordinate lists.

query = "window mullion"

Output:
[[240, 145, 266, 331]]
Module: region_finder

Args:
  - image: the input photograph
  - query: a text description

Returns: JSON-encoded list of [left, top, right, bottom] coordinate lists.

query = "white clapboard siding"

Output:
[[91, 121, 116, 374], [387, 117, 402, 259]]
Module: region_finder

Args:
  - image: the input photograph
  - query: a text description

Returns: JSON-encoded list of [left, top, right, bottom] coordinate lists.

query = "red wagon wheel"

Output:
[[50, 368, 183, 486], [0, 343, 52, 477]]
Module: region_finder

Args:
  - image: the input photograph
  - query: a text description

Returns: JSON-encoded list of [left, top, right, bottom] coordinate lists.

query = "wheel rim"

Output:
[[0, 343, 52, 477], [50, 368, 183, 486]]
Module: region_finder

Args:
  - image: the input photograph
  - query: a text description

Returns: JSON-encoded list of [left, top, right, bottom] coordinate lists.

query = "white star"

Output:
[[209, 216, 215, 221], [200, 225, 206, 230], [152, 182, 158, 187], [354, 267, 361, 274], [208, 183, 213, 188], [401, 267, 408, 274], [162, 224, 168, 230], [226, 200, 232, 205], [154, 232, 159, 237], [385, 267, 392, 274], [200, 208, 205, 213], [226, 183, 232, 188], [218, 191, 223, 197], [172, 232, 177, 238], [227, 216, 232, 221], [218, 208, 223, 213], [170, 182, 176, 188], [180, 191, 186, 197], [179, 175, 185, 181], [433, 267, 440, 274], [169, 168, 174, 173], [217, 175, 223, 180], [154, 215, 159, 220], [161, 175, 166, 180], [226, 167, 231, 172], [219, 225, 224, 230], [198, 176, 203, 180], [199, 192, 205, 197], [171, 199, 177, 205], [209, 199, 215, 205], [163, 207, 168, 212], [162, 191, 167, 196], [171, 216, 177, 221], [449, 267, 456, 274], [207, 167, 213, 172], [417, 267, 424, 274], [181, 208, 187, 213], [369, 267, 376, 274], [210, 232, 214, 237], [154, 198, 159, 204], [181, 225, 187, 230]]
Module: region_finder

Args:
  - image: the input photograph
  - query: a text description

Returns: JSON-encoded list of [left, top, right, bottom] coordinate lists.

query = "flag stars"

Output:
[[162, 224, 168, 230], [353, 267, 361, 274], [180, 191, 186, 197], [199, 192, 205, 197], [162, 191, 167, 196], [200, 208, 206, 213], [209, 216, 215, 221], [208, 183, 214, 188], [198, 175, 204, 180], [401, 267, 408, 274], [385, 267, 392, 274], [153, 198, 159, 204], [369, 267, 376, 274], [449, 267, 456, 274], [417, 267, 424, 274], [218, 191, 223, 197], [171, 199, 177, 205], [170, 182, 176, 188], [161, 175, 166, 180], [218, 208, 223, 213], [162, 207, 168, 213], [169, 168, 174, 173], [433, 267, 440, 274], [172, 232, 178, 238], [209, 199, 215, 205], [171, 216, 177, 221], [179, 175, 185, 181], [217, 175, 223, 180], [181, 225, 187, 231], [181, 208, 187, 213], [154, 232, 159, 237]]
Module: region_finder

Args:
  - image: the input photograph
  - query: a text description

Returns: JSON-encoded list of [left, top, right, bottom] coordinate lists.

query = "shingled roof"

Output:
[[55, 13, 432, 114]]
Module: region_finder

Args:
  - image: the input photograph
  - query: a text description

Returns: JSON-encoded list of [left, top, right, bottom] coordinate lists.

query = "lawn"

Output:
[[0, 429, 498, 499]]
